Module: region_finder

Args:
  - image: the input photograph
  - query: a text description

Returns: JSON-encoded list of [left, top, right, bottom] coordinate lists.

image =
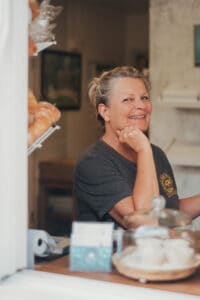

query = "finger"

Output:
[[116, 129, 121, 136]]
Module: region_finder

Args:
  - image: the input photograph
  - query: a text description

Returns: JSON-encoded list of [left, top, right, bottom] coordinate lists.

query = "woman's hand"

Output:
[[116, 126, 150, 153]]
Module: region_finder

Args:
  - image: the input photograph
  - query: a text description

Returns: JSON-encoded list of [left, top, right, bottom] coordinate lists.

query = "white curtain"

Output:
[[0, 0, 28, 279]]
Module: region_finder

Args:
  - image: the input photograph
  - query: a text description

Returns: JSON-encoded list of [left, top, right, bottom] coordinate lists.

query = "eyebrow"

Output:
[[121, 92, 149, 97]]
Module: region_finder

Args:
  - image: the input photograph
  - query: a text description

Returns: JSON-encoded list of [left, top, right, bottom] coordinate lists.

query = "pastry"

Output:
[[28, 90, 61, 146]]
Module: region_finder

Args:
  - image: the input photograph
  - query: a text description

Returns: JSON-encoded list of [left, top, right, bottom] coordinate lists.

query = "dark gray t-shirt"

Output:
[[74, 140, 179, 226]]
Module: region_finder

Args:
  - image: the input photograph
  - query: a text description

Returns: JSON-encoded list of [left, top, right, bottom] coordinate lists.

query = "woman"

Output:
[[74, 66, 200, 228]]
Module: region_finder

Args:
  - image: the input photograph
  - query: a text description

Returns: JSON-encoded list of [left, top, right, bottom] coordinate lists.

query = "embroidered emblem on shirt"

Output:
[[159, 173, 177, 198]]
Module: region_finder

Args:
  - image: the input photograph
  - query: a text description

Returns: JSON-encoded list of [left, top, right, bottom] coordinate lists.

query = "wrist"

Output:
[[137, 144, 152, 155]]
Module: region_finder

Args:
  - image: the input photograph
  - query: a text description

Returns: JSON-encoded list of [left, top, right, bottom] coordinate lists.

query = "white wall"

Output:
[[0, 0, 28, 278], [150, 0, 200, 197]]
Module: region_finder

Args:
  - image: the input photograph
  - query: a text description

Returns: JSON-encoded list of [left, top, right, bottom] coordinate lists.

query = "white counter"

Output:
[[0, 270, 199, 300]]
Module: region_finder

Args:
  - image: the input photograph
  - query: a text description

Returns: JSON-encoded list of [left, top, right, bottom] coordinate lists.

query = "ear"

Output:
[[98, 103, 110, 122]]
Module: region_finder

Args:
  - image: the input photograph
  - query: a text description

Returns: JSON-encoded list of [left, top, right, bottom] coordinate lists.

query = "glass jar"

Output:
[[119, 226, 197, 271], [112, 196, 200, 281]]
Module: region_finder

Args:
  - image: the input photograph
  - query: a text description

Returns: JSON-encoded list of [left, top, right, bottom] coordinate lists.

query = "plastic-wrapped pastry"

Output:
[[28, 0, 40, 56], [29, 0, 40, 20], [29, 37, 37, 57], [29, 0, 63, 47]]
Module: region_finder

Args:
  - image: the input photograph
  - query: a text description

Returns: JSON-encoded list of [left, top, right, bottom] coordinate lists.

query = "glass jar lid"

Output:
[[124, 195, 192, 229]]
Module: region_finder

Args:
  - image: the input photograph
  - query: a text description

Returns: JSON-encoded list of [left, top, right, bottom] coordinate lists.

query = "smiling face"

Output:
[[99, 77, 152, 134]]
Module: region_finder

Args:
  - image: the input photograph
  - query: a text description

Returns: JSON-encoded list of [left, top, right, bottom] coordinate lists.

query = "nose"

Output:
[[133, 97, 145, 109]]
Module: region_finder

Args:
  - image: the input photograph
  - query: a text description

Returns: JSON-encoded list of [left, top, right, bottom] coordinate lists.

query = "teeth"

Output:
[[129, 115, 144, 119]]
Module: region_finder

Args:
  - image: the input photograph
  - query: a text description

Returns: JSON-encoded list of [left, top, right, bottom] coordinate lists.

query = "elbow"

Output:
[[134, 197, 152, 211]]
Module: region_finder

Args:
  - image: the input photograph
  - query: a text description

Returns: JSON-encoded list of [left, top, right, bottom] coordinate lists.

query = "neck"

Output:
[[102, 133, 137, 163]]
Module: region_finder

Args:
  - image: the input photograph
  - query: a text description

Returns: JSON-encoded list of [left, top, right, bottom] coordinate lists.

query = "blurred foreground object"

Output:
[[124, 195, 191, 229], [113, 225, 200, 282]]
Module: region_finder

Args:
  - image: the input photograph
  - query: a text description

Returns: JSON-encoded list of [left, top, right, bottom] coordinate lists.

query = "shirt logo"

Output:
[[159, 173, 177, 198]]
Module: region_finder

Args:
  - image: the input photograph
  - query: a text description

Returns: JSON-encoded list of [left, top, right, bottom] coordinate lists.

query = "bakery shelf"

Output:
[[166, 141, 200, 167], [28, 124, 60, 155]]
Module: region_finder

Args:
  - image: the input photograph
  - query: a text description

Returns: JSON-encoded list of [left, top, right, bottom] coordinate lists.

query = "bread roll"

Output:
[[28, 89, 61, 146], [28, 89, 38, 108], [28, 89, 38, 126], [38, 102, 61, 123], [28, 115, 52, 146], [28, 113, 35, 127]]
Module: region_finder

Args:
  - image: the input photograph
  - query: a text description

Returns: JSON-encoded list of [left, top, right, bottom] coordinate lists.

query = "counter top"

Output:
[[36, 255, 200, 296], [36, 231, 200, 296]]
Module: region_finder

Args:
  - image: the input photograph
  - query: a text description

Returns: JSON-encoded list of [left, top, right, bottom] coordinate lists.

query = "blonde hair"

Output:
[[88, 66, 150, 126]]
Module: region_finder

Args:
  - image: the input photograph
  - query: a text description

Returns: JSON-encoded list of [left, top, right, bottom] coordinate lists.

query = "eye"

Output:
[[122, 97, 134, 103], [141, 95, 150, 101]]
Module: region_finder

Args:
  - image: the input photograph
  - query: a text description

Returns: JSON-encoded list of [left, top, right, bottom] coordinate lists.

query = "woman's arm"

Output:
[[109, 126, 159, 224], [133, 146, 159, 210], [179, 195, 200, 218], [117, 126, 159, 210]]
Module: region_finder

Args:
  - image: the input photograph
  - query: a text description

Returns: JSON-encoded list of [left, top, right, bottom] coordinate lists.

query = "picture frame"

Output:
[[88, 62, 116, 83], [194, 25, 200, 66], [41, 50, 82, 110], [132, 50, 149, 73]]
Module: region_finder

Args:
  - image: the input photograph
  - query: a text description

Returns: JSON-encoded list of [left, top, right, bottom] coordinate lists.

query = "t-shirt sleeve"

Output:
[[74, 156, 132, 219], [152, 145, 179, 209]]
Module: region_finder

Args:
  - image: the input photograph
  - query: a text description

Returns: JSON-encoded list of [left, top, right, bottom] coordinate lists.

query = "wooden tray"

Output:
[[112, 253, 200, 283]]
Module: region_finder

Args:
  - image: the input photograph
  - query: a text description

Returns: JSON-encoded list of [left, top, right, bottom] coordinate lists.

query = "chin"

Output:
[[139, 121, 150, 132], [138, 124, 149, 132]]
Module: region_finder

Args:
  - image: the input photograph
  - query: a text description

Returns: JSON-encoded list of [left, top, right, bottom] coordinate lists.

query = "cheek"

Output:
[[146, 103, 152, 115], [109, 105, 124, 119]]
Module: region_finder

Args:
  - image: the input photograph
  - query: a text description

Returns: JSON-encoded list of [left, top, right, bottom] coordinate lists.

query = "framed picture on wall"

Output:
[[88, 62, 116, 83], [132, 50, 149, 75], [194, 25, 200, 66], [41, 50, 82, 110]]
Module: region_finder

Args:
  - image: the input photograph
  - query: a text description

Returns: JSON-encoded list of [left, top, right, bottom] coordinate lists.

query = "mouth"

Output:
[[128, 114, 145, 120]]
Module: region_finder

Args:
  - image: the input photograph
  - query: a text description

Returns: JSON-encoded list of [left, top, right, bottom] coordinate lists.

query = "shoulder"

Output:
[[151, 144, 169, 161], [77, 140, 110, 164], [75, 140, 113, 177], [151, 143, 173, 170], [151, 143, 165, 156]]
